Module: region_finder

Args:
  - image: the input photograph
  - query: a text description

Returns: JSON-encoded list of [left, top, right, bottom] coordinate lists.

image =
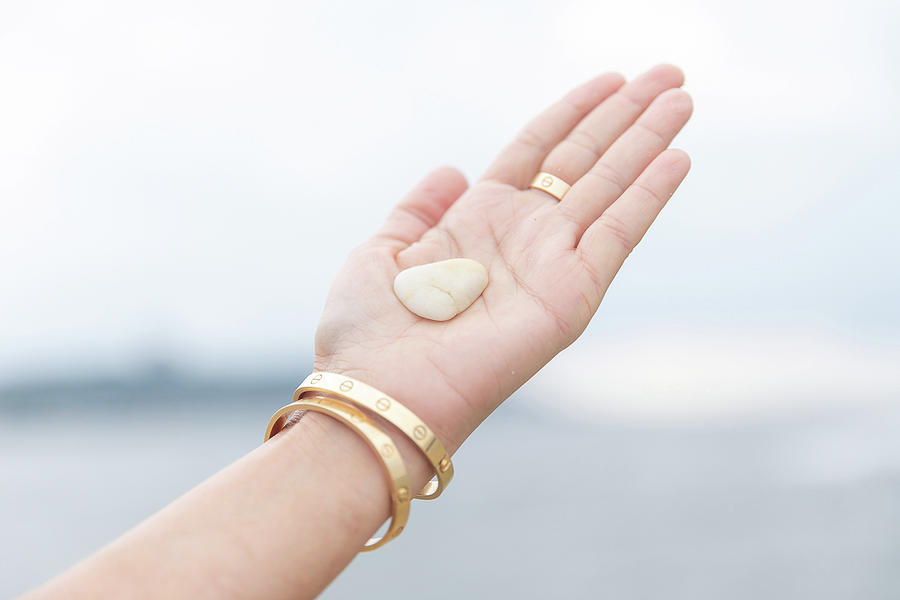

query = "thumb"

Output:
[[375, 166, 468, 247]]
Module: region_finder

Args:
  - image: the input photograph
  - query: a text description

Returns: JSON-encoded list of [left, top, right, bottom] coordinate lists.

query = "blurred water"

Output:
[[2, 395, 899, 599]]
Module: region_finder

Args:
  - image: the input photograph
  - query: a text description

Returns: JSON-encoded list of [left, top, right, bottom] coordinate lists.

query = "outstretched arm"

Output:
[[24, 64, 692, 600]]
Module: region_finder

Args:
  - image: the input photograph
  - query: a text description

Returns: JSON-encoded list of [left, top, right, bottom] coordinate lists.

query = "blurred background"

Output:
[[2, 0, 899, 597]]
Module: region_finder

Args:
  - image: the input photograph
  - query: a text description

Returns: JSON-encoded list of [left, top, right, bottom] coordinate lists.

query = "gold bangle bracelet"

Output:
[[292, 372, 454, 500], [264, 395, 411, 552]]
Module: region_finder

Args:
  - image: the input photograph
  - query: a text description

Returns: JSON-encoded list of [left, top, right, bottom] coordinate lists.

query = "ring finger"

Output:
[[528, 64, 684, 202]]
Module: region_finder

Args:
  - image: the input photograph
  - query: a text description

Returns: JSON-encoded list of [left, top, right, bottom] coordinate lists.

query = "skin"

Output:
[[315, 63, 692, 452], [23, 64, 692, 599]]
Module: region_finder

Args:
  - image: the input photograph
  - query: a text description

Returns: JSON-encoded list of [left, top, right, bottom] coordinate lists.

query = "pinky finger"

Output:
[[577, 149, 691, 289]]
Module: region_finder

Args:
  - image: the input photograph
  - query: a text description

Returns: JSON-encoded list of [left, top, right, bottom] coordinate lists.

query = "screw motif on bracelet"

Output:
[[292, 372, 454, 500]]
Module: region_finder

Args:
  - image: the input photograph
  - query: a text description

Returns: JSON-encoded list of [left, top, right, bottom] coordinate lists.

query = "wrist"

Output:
[[309, 359, 472, 456]]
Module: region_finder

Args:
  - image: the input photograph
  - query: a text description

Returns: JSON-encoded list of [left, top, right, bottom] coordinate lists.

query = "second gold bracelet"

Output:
[[264, 395, 411, 552], [292, 372, 454, 500]]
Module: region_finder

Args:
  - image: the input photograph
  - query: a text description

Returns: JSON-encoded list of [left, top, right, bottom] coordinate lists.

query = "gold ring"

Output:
[[293, 372, 453, 500], [264, 395, 411, 552], [529, 171, 571, 201]]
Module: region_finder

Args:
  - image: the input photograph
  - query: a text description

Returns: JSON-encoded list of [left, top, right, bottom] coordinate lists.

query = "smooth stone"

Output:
[[393, 258, 489, 321]]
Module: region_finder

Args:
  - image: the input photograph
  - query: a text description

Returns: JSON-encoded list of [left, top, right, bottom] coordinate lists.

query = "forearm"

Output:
[[25, 410, 438, 600]]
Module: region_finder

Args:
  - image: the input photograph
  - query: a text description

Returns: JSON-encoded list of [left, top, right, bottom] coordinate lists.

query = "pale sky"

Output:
[[1, 0, 898, 417]]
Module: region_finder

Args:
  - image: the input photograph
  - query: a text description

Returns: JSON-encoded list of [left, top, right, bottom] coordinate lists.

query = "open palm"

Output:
[[313, 65, 693, 451]]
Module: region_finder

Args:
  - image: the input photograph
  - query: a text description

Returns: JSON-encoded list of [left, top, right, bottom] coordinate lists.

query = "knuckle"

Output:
[[566, 128, 605, 157], [516, 126, 547, 153], [631, 181, 666, 207], [596, 212, 636, 254], [586, 162, 627, 196], [632, 121, 667, 146], [612, 89, 644, 114]]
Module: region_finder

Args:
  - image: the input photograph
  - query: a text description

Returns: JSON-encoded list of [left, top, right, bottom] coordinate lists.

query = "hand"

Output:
[[313, 64, 693, 451]]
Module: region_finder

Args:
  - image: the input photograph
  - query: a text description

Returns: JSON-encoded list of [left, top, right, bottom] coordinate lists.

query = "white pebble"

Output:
[[393, 258, 489, 321]]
